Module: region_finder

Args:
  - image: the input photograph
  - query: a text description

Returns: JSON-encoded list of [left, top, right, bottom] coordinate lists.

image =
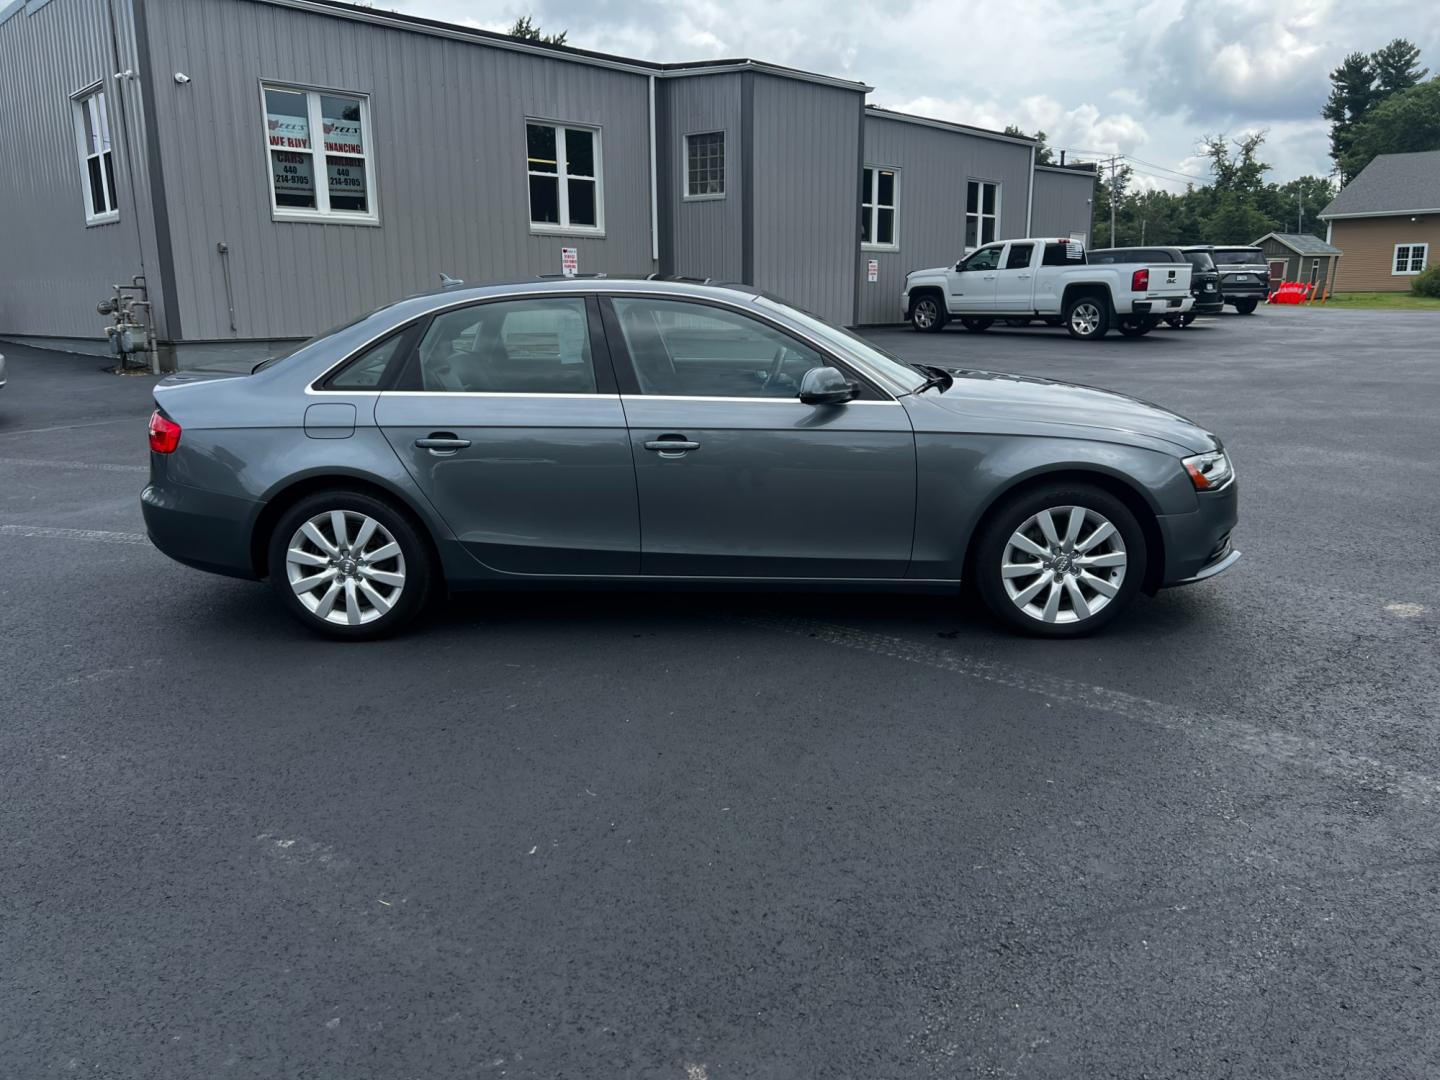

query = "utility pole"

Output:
[[1297, 189, 1303, 233], [1110, 157, 1118, 247]]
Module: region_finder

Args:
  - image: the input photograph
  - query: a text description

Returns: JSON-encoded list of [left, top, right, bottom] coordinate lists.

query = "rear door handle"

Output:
[[415, 434, 471, 453], [644, 437, 700, 456]]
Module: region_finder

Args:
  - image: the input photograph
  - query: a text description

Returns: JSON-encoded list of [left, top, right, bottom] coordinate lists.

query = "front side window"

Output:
[[960, 245, 1003, 272], [413, 298, 596, 394], [610, 297, 826, 398], [1394, 244, 1429, 275], [263, 84, 376, 222], [685, 132, 725, 198], [527, 123, 601, 231], [965, 180, 998, 248], [861, 166, 898, 248], [72, 87, 118, 224]]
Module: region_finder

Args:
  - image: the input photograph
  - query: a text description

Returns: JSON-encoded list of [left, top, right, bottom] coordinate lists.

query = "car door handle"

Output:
[[1017, 273, 1032, 279], [415, 434, 471, 453], [983, 274, 996, 280], [644, 437, 700, 456]]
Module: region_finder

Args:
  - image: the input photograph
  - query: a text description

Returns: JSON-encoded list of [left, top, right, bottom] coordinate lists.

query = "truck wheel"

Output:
[[960, 317, 993, 332], [910, 294, 946, 332], [1064, 295, 1109, 340], [1117, 317, 1156, 338], [1233, 299, 1258, 315]]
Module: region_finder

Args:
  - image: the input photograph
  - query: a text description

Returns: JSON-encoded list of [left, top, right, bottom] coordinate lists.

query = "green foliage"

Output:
[[1340, 78, 1440, 180], [1373, 38, 1428, 94], [507, 15, 568, 46], [1411, 263, 1440, 299], [1003, 126, 1054, 166], [1324, 39, 1433, 180], [1200, 132, 1269, 194]]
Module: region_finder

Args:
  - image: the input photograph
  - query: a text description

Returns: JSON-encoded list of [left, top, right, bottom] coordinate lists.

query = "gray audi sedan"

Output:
[[142, 277, 1238, 639]]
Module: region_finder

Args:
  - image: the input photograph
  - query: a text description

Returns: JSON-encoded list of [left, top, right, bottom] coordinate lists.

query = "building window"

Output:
[[1393, 243, 1428, 275], [684, 132, 725, 198], [966, 180, 999, 249], [861, 166, 897, 249], [263, 84, 376, 223], [527, 122, 602, 232], [72, 87, 119, 224]]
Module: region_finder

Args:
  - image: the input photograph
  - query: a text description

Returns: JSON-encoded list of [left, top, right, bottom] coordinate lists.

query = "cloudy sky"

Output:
[[400, 0, 1438, 190]]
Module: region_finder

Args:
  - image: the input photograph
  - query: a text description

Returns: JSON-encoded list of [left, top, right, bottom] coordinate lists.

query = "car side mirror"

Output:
[[798, 366, 857, 406]]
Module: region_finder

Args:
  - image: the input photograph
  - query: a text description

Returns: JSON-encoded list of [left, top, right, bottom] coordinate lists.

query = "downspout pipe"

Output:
[[1025, 143, 1035, 236], [648, 74, 659, 267]]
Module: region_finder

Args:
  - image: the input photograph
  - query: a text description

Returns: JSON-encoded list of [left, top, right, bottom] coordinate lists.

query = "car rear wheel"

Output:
[[269, 490, 433, 640], [1064, 295, 1109, 340], [973, 484, 1147, 637], [1117, 317, 1157, 338], [1233, 299, 1258, 315], [910, 295, 946, 332], [960, 317, 994, 332]]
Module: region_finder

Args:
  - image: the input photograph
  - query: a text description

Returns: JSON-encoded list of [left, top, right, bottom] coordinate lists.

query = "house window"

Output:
[[72, 87, 119, 224], [685, 132, 725, 198], [263, 84, 376, 223], [966, 180, 999, 249], [1393, 243, 1429, 275], [527, 122, 602, 232], [861, 166, 897, 249]]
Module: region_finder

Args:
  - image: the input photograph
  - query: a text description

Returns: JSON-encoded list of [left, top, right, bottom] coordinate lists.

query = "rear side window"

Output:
[[1042, 242, 1080, 266], [1184, 252, 1216, 271], [1004, 243, 1034, 269], [322, 332, 407, 390], [412, 298, 596, 394]]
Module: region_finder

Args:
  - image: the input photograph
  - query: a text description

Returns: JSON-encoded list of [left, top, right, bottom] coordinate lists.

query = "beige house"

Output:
[[1320, 151, 1440, 293]]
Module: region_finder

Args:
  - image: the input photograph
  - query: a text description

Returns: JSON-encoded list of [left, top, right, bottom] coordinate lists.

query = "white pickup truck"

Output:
[[902, 237, 1194, 340]]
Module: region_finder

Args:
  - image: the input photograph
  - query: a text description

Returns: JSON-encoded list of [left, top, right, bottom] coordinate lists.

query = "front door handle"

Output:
[[415, 434, 471, 454], [1017, 273, 1032, 279], [644, 437, 700, 457]]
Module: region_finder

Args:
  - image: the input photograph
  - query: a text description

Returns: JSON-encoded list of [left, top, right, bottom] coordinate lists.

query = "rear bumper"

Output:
[[1221, 282, 1268, 300], [1156, 481, 1240, 588], [142, 480, 260, 580], [1132, 296, 1193, 316]]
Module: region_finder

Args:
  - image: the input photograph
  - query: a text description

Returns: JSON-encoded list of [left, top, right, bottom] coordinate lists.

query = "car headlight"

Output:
[[1182, 450, 1233, 491]]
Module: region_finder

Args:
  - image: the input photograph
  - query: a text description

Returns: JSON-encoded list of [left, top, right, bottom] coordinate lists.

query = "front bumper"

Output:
[[142, 479, 261, 580], [1156, 479, 1240, 588]]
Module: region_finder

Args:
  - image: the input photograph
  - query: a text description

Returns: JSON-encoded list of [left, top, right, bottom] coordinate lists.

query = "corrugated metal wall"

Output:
[[142, 0, 655, 342], [749, 75, 863, 325], [1030, 167, 1095, 245], [853, 114, 1033, 324], [0, 0, 152, 340], [658, 74, 744, 282]]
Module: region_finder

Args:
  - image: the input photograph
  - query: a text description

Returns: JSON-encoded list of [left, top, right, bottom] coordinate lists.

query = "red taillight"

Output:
[[148, 410, 182, 454], [1131, 268, 1150, 293]]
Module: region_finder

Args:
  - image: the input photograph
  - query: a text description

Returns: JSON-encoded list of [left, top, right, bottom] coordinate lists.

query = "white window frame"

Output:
[[683, 131, 726, 201], [259, 81, 379, 226], [71, 82, 119, 226], [527, 119, 605, 236], [861, 164, 899, 251], [1392, 243, 1429, 276], [965, 179, 1001, 252]]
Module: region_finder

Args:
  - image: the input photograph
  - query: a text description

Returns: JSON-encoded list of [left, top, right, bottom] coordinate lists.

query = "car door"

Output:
[[1032, 239, 1083, 313], [374, 294, 640, 575], [992, 241, 1036, 312], [601, 294, 917, 578], [945, 244, 1004, 313]]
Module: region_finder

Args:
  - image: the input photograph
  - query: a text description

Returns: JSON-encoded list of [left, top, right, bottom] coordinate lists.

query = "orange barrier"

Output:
[[1266, 281, 1318, 305]]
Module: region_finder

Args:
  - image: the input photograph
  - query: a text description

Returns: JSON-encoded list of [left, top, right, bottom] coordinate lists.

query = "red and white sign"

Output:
[[867, 258, 879, 283], [561, 247, 578, 277], [322, 117, 364, 156], [266, 113, 311, 150]]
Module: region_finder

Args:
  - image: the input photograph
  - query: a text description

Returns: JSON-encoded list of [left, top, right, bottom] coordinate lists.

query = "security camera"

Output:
[[174, 72, 191, 85]]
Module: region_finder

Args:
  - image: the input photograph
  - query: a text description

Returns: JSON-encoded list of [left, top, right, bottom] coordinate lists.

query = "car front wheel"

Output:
[[973, 484, 1147, 637], [910, 295, 946, 332], [1064, 295, 1110, 340], [269, 490, 434, 640]]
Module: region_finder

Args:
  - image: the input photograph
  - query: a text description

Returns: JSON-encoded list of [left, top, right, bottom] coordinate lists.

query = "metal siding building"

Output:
[[0, 0, 1093, 365], [853, 110, 1035, 325], [1030, 164, 1097, 244]]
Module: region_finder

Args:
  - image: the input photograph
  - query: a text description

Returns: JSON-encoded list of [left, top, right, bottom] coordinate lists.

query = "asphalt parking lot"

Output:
[[4, 306, 1439, 1079]]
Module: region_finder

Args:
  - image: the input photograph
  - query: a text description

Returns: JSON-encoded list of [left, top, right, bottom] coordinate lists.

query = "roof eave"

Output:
[[1320, 208, 1440, 220]]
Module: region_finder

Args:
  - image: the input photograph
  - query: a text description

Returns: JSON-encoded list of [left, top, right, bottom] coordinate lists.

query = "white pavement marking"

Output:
[[745, 615, 1440, 805], [0, 416, 139, 438], [0, 455, 146, 473], [1385, 602, 1426, 618], [0, 524, 150, 545]]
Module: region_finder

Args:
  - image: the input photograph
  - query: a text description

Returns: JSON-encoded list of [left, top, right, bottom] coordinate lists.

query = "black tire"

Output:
[[910, 293, 947, 333], [1002, 317, 1033, 327], [1233, 299, 1259, 315], [959, 317, 994, 332], [1117, 317, 1157, 338], [1064, 293, 1110, 340], [1164, 316, 1184, 328], [1180, 313, 1197, 327], [268, 489, 435, 640], [972, 483, 1147, 638], [1042, 316, 1064, 328]]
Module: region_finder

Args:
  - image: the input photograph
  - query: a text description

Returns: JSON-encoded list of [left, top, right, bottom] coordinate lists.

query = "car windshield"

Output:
[[1212, 248, 1264, 265], [754, 295, 926, 393]]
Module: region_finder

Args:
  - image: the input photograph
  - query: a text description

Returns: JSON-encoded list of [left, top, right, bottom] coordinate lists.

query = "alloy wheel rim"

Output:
[[915, 300, 936, 328], [285, 510, 406, 626], [1071, 303, 1100, 335], [1001, 505, 1127, 624]]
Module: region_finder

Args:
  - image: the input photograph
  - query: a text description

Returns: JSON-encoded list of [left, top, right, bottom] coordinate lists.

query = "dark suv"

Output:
[[1207, 247, 1269, 314], [1087, 246, 1222, 326]]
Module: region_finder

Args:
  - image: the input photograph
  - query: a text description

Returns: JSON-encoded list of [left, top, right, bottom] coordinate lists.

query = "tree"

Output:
[[1372, 38, 1428, 94], [1340, 77, 1440, 180], [1200, 132, 1270, 194], [1323, 52, 1379, 180], [507, 15, 567, 46], [1003, 125, 1054, 166]]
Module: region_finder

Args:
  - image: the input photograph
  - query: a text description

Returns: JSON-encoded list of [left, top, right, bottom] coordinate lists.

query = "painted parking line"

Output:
[[0, 455, 146, 473], [745, 615, 1440, 805], [0, 524, 150, 545], [0, 416, 140, 438]]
